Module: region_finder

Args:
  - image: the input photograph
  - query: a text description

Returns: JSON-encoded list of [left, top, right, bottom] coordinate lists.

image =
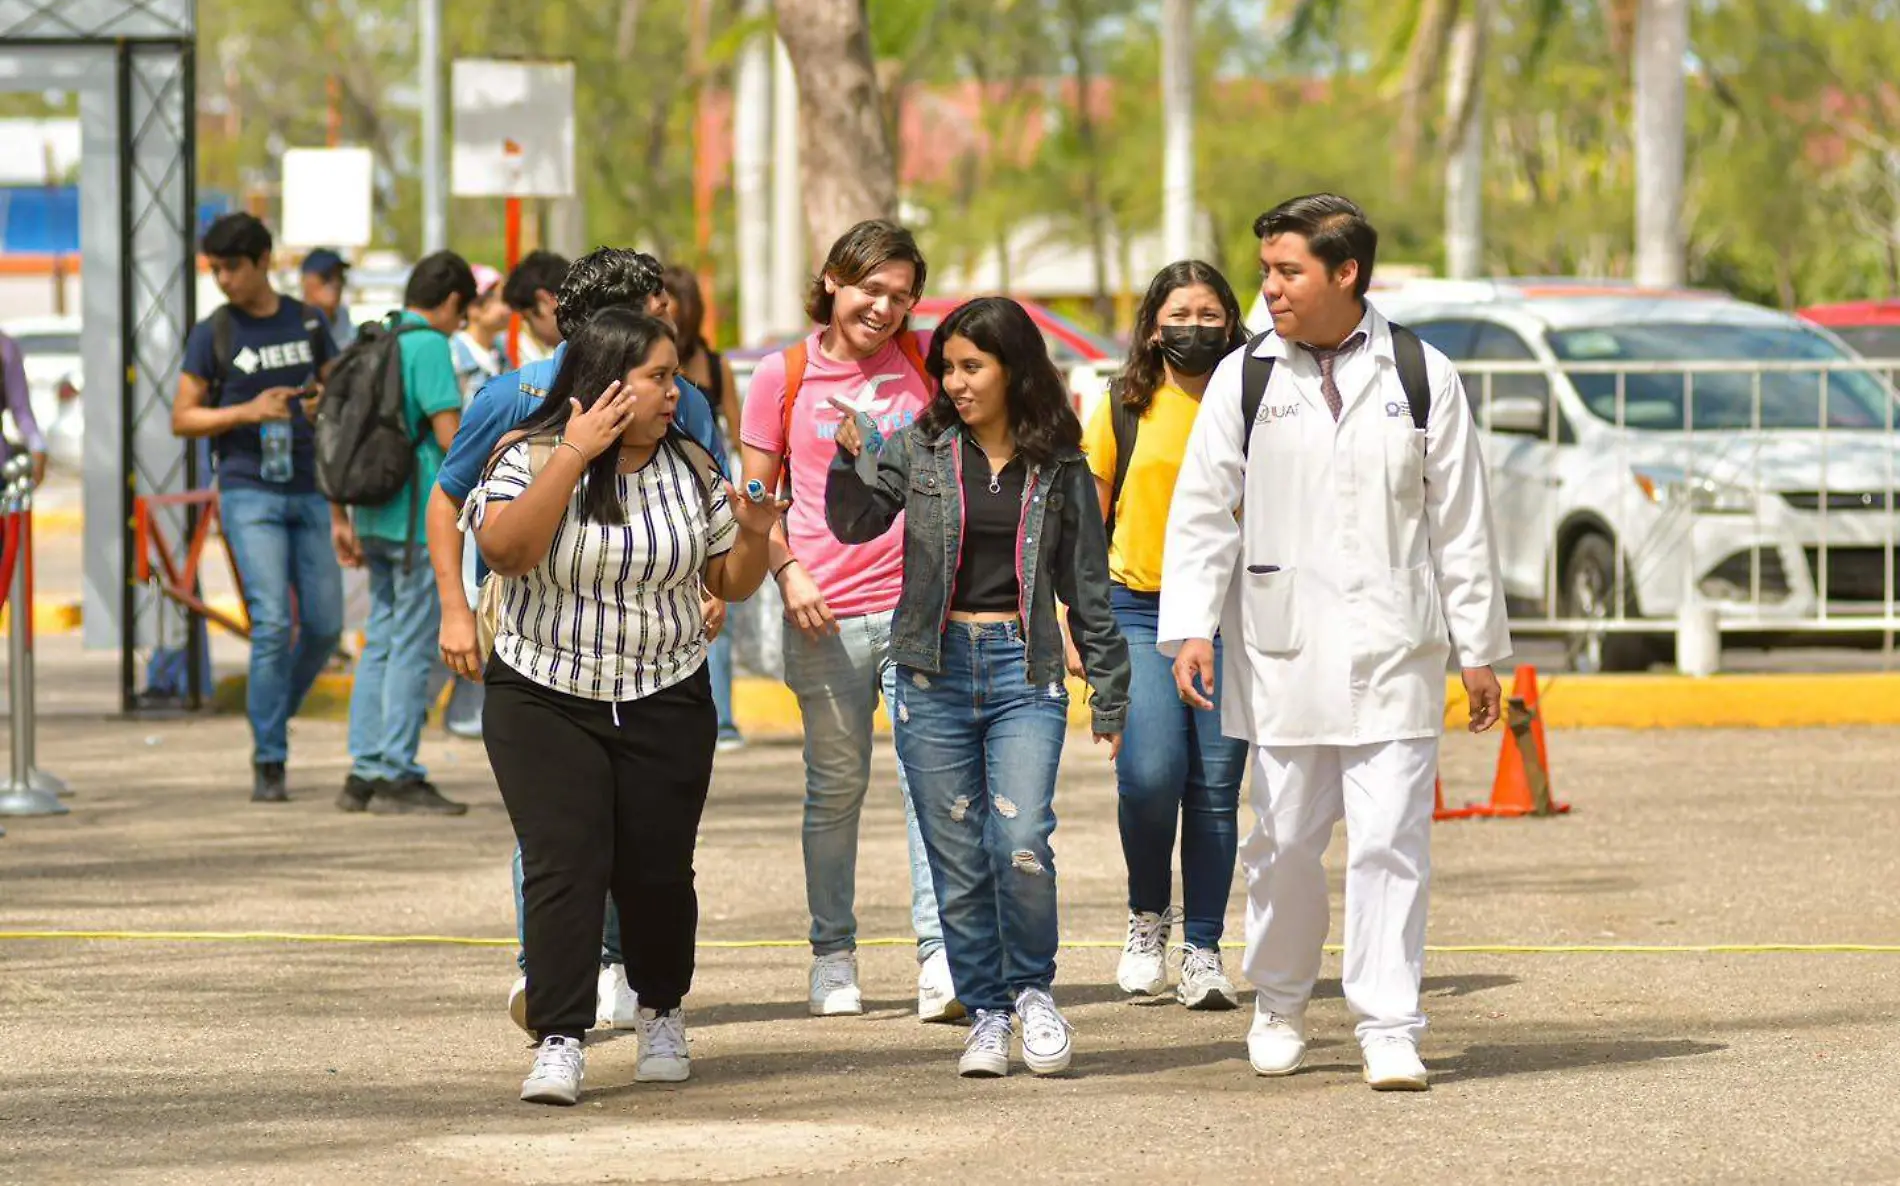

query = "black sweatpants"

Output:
[[483, 655, 716, 1041]]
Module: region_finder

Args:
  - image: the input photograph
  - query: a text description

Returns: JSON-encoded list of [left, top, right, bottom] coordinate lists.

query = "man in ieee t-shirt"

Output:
[[171, 213, 344, 804]]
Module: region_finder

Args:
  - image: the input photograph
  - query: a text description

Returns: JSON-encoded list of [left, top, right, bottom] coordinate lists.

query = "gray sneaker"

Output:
[[520, 1035, 584, 1105], [251, 762, 289, 804]]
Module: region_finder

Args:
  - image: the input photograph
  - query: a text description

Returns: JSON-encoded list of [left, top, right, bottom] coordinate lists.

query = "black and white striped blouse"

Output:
[[473, 434, 738, 702]]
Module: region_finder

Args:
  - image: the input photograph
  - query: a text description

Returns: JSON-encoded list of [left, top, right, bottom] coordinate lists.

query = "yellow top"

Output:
[[1083, 383, 1206, 593]]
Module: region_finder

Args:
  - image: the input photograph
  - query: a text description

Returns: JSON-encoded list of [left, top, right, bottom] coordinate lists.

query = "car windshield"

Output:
[[908, 310, 1114, 367], [1548, 323, 1896, 431]]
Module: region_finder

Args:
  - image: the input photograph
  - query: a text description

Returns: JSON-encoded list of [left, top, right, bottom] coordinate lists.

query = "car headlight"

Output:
[[1631, 465, 1754, 514]]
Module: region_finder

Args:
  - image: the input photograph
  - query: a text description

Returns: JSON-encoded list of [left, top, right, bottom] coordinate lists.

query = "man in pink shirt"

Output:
[[740, 220, 956, 1022]]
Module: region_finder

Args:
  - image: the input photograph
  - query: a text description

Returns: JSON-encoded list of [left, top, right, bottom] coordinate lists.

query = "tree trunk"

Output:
[[733, 0, 773, 345], [1396, 0, 1460, 183], [1442, 0, 1487, 278], [775, 0, 898, 267], [1633, 0, 1688, 287], [1161, 0, 1195, 262], [769, 36, 807, 334], [1063, 0, 1114, 328]]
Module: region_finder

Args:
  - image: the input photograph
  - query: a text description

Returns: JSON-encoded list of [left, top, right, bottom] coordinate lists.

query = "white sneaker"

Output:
[[917, 950, 965, 1023], [1117, 909, 1175, 996], [635, 1007, 691, 1083], [1175, 946, 1239, 1011], [1015, 988, 1074, 1076], [808, 950, 864, 1016], [1247, 1004, 1308, 1076], [596, 963, 639, 1030], [1362, 1036, 1430, 1091], [507, 975, 529, 1033], [519, 1035, 585, 1105], [959, 1009, 1013, 1078]]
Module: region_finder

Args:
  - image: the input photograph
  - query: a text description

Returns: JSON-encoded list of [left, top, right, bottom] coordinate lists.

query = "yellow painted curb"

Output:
[[29, 506, 83, 536], [0, 600, 83, 636], [1442, 670, 1900, 729]]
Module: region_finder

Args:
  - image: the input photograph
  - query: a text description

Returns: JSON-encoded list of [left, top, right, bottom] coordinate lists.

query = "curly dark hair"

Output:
[[508, 308, 678, 526], [916, 297, 1080, 468], [1114, 260, 1248, 418], [554, 248, 667, 342]]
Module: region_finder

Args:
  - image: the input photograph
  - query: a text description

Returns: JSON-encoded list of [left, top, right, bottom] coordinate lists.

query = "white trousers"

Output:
[[1239, 738, 1437, 1045]]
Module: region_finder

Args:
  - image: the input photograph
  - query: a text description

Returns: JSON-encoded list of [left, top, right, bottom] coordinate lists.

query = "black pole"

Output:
[[117, 39, 136, 716], [180, 40, 204, 711]]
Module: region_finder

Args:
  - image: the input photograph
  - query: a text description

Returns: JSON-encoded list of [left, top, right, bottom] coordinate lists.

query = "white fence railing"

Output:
[[1455, 355, 1900, 670]]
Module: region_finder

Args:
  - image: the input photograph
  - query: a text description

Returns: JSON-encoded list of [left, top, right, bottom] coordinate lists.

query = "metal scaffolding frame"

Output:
[[0, 0, 199, 712]]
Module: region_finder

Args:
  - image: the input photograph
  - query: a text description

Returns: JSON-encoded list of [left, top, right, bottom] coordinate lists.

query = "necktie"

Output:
[[1303, 332, 1366, 422]]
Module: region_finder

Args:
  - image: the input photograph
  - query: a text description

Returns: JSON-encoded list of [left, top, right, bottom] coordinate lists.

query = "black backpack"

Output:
[[314, 318, 429, 508], [1106, 323, 1431, 537]]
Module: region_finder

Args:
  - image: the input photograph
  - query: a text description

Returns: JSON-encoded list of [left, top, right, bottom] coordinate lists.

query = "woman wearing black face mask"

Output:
[[1074, 260, 1251, 1011]]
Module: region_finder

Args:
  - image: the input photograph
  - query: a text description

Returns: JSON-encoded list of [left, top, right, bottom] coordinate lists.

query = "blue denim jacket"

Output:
[[825, 423, 1130, 734]]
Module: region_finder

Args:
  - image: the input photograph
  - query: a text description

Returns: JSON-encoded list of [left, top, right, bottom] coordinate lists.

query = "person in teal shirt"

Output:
[[335, 251, 477, 816]]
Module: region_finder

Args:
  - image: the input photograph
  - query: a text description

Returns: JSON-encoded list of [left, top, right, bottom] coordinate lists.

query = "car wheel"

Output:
[[1561, 532, 1655, 674]]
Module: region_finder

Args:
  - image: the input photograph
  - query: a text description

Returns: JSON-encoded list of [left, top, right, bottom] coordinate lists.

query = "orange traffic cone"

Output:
[[1434, 776, 1481, 821], [1473, 665, 1570, 818]]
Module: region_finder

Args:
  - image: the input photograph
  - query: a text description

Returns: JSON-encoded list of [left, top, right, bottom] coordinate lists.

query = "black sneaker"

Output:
[[251, 761, 289, 803], [368, 778, 468, 816], [335, 774, 383, 813]]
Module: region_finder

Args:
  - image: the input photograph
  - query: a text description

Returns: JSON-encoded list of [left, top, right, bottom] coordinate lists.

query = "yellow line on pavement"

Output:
[[1, 929, 1897, 955]]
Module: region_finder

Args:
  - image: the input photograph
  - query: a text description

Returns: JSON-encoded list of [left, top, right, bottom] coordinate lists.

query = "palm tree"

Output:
[[774, 0, 898, 264]]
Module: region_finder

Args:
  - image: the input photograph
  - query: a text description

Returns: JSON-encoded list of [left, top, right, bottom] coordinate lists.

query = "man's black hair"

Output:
[[404, 250, 478, 312], [501, 250, 571, 314], [1253, 194, 1378, 300], [553, 248, 666, 341], [201, 212, 273, 262]]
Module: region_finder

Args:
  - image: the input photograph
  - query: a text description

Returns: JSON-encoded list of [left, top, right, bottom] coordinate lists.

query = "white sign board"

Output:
[[280, 147, 374, 247], [451, 59, 576, 198]]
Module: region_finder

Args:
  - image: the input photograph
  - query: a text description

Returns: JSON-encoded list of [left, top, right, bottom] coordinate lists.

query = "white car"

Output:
[[1256, 281, 1900, 671], [3, 314, 83, 469]]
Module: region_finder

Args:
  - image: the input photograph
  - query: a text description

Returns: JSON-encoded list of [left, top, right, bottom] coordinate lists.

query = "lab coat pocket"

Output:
[[1240, 566, 1302, 656], [1385, 425, 1427, 506], [1374, 562, 1447, 654]]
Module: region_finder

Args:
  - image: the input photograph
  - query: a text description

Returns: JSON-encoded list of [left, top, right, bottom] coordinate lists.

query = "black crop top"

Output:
[[951, 434, 1026, 614]]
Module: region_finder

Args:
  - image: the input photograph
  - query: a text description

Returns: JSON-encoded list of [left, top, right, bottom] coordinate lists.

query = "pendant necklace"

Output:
[[968, 437, 1012, 494]]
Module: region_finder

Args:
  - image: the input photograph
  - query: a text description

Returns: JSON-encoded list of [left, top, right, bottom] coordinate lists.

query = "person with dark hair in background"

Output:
[[1160, 194, 1510, 1090], [661, 265, 745, 750], [739, 219, 957, 1023], [426, 247, 725, 1034], [1079, 261, 1251, 1010], [334, 250, 477, 816], [300, 248, 355, 352], [827, 296, 1128, 1079], [470, 309, 782, 1105], [452, 263, 510, 404], [172, 213, 342, 803], [502, 250, 571, 361]]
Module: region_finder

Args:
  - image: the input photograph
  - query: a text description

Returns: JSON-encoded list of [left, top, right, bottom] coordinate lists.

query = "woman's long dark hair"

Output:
[[1114, 260, 1248, 417], [507, 307, 677, 526], [917, 297, 1081, 468]]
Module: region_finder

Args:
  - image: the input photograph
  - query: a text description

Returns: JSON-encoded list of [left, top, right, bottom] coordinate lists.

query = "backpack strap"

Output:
[[895, 329, 931, 386], [1389, 322, 1431, 430], [775, 339, 810, 495], [1238, 332, 1278, 460], [208, 305, 237, 403], [1104, 388, 1140, 544]]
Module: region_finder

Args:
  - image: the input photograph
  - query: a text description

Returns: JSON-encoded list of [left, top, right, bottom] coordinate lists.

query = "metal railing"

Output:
[[1457, 355, 1900, 667]]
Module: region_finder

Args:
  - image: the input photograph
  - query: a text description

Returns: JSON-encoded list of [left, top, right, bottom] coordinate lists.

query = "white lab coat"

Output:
[[1158, 304, 1511, 747]]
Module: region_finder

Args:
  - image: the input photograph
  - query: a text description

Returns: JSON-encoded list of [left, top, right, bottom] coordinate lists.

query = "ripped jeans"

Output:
[[893, 621, 1067, 1015]]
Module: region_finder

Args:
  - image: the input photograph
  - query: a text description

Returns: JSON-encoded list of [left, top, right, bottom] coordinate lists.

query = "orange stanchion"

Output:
[[1437, 665, 1571, 821]]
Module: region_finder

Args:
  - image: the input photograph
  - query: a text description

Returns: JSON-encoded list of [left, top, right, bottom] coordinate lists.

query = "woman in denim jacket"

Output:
[[826, 296, 1130, 1080]]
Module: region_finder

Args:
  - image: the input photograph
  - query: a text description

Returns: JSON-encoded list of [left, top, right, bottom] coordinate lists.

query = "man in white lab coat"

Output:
[[1158, 194, 1511, 1091]]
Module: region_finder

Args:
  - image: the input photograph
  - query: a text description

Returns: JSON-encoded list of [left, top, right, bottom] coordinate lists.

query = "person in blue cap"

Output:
[[300, 248, 355, 353]]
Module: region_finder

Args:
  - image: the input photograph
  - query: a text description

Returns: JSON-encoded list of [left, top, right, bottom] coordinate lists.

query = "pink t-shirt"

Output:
[[740, 331, 932, 619]]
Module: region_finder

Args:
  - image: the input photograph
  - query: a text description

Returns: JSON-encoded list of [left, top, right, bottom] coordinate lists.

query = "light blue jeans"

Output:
[[710, 629, 740, 740], [893, 622, 1068, 1014], [783, 610, 943, 961], [218, 484, 344, 765], [346, 537, 441, 782]]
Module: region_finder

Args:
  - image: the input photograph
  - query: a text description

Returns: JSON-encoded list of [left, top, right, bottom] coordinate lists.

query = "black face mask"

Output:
[[1156, 325, 1229, 377]]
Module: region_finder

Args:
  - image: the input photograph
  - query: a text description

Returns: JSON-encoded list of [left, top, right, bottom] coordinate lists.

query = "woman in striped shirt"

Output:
[[469, 309, 782, 1106]]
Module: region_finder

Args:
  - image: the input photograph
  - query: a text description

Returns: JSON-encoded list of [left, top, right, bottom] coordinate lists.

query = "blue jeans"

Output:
[[513, 845, 623, 973], [1112, 586, 1247, 951], [710, 629, 740, 739], [893, 622, 1068, 1014], [345, 537, 441, 782], [219, 485, 344, 765], [783, 610, 943, 961]]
